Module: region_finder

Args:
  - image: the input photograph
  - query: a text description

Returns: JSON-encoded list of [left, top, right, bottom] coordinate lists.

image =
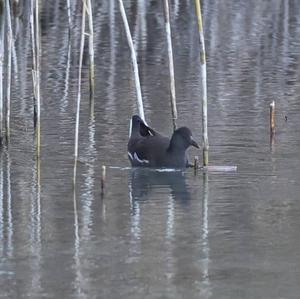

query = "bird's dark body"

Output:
[[128, 134, 188, 168], [127, 115, 199, 168]]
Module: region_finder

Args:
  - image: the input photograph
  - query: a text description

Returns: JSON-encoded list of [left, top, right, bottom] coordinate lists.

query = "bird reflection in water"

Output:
[[127, 167, 192, 265], [128, 168, 192, 209], [127, 169, 211, 297]]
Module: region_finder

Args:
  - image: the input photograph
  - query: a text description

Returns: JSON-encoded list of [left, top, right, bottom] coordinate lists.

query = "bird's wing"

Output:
[[130, 135, 170, 165], [139, 122, 157, 137]]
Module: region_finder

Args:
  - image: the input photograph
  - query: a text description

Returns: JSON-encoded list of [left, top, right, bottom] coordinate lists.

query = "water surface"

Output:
[[1, 1, 300, 298]]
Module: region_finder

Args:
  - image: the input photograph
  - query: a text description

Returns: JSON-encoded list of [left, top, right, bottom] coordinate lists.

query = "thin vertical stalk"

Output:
[[30, 0, 36, 88], [163, 0, 177, 131], [86, 0, 95, 103], [74, 0, 86, 184], [35, 0, 41, 158], [67, 0, 72, 33], [270, 101, 275, 147], [0, 0, 5, 143], [270, 101, 275, 135], [118, 0, 145, 122], [30, 0, 37, 133], [101, 165, 106, 196], [5, 0, 13, 142], [195, 0, 209, 166], [30, 0, 40, 154]]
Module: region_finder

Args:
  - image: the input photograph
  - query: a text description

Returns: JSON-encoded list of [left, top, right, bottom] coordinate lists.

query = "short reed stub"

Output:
[[270, 101, 275, 135], [101, 165, 106, 193], [194, 156, 199, 171]]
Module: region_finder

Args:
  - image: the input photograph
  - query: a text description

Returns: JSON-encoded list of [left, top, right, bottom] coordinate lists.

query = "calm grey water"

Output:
[[1, 1, 300, 298]]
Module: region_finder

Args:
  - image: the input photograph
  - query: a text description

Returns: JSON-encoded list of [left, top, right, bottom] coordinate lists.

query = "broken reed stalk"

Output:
[[195, 0, 209, 166], [0, 0, 4, 143], [74, 0, 86, 183], [163, 0, 177, 131], [5, 0, 13, 142], [35, 0, 41, 157], [86, 0, 95, 103], [270, 101, 275, 135], [194, 155, 199, 174], [118, 0, 145, 122]]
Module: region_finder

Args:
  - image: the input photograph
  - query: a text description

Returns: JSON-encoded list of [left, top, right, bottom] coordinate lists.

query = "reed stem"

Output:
[[163, 0, 177, 131], [101, 165, 106, 195], [194, 155, 199, 174], [67, 0, 71, 33], [5, 0, 13, 142], [195, 0, 209, 166], [30, 0, 36, 87], [30, 0, 41, 156], [270, 101, 275, 147], [0, 0, 4, 144], [270, 101, 275, 135], [35, 0, 41, 158], [118, 0, 145, 122], [74, 0, 86, 184], [86, 0, 95, 102]]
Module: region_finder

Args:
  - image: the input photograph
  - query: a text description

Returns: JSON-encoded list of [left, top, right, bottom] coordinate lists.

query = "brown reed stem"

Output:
[[195, 0, 209, 166]]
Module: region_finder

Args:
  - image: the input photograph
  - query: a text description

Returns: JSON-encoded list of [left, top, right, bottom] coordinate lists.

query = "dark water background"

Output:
[[1, 1, 300, 298]]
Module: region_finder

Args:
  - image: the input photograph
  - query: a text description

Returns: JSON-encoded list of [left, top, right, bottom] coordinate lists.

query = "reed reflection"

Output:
[[5, 148, 13, 258], [128, 168, 192, 263], [81, 117, 96, 239], [29, 156, 42, 295], [31, 157, 41, 247], [0, 148, 13, 257], [72, 187, 83, 298], [60, 41, 71, 114], [128, 168, 211, 297], [0, 150, 4, 254], [201, 172, 211, 298]]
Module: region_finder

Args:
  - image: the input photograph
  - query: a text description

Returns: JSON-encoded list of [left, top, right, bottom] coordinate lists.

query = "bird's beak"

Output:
[[190, 136, 199, 148]]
